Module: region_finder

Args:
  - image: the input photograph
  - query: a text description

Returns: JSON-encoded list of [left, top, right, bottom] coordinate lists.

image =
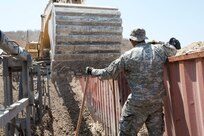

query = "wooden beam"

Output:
[[56, 35, 122, 44], [54, 3, 119, 10], [0, 31, 32, 63], [22, 62, 31, 136], [53, 53, 120, 61], [3, 58, 13, 106], [37, 64, 43, 118], [0, 98, 29, 127], [56, 16, 122, 26], [8, 58, 22, 67], [55, 44, 121, 54]]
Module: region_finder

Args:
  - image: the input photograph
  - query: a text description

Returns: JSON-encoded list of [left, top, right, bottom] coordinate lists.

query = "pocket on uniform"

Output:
[[119, 114, 134, 132]]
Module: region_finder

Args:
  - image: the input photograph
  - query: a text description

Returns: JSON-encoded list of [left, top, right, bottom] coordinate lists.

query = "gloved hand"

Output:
[[85, 67, 93, 75], [148, 40, 157, 44], [169, 37, 181, 50]]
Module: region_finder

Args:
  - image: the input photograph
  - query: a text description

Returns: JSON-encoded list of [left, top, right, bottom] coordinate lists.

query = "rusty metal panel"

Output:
[[79, 77, 124, 136], [79, 74, 131, 135], [164, 51, 204, 136], [80, 51, 204, 136]]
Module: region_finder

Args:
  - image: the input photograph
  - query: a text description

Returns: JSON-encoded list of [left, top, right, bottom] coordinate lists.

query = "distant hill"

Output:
[[5, 30, 40, 48], [176, 41, 204, 56], [121, 38, 132, 53], [4, 30, 132, 52]]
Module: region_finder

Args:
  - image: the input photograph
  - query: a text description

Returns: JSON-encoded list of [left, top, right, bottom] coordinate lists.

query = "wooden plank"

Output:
[[56, 35, 122, 43], [3, 58, 10, 107], [8, 59, 22, 68], [56, 15, 122, 26], [37, 65, 43, 118], [0, 110, 9, 128], [51, 60, 115, 77], [3, 57, 14, 136], [46, 3, 123, 77], [22, 61, 31, 136], [168, 51, 204, 62], [42, 2, 52, 31], [56, 25, 122, 35], [53, 52, 120, 61], [56, 20, 121, 26], [0, 31, 32, 62], [55, 44, 121, 54], [0, 98, 29, 127], [54, 5, 120, 16], [54, 3, 118, 10]]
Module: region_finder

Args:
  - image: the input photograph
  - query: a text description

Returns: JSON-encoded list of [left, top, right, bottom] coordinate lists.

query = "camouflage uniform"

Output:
[[91, 41, 176, 135], [89, 27, 177, 135]]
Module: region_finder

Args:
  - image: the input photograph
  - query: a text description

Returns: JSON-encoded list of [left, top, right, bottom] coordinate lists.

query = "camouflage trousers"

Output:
[[118, 100, 164, 136]]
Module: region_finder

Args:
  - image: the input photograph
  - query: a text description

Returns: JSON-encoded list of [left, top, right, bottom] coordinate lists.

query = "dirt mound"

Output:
[[176, 41, 204, 56]]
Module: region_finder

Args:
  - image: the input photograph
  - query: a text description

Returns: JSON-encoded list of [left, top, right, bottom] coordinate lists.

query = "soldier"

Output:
[[85, 28, 179, 136]]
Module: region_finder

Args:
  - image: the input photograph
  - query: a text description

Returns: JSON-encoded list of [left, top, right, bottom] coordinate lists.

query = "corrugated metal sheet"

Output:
[[79, 77, 123, 135], [163, 51, 204, 136], [80, 51, 204, 136]]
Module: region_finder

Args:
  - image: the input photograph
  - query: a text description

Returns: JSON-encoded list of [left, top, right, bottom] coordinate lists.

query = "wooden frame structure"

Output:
[[0, 30, 32, 136]]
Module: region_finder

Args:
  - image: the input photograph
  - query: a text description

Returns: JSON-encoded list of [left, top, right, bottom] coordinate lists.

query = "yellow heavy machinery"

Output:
[[39, 0, 123, 79], [25, 42, 40, 60]]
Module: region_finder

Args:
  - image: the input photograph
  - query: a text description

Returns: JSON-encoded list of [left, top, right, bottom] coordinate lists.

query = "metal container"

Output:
[[80, 51, 204, 136]]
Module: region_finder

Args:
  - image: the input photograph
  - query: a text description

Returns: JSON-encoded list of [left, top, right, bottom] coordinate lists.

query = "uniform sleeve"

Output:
[[163, 43, 177, 57], [91, 55, 125, 80]]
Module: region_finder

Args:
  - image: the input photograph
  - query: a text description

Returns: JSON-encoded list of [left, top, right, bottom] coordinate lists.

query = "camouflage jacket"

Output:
[[91, 43, 177, 104]]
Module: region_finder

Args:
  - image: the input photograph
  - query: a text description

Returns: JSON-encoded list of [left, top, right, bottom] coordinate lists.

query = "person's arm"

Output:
[[163, 37, 180, 57], [163, 43, 177, 57], [90, 55, 125, 80]]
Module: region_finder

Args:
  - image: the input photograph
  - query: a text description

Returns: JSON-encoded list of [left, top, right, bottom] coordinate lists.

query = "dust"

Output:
[[176, 41, 204, 56]]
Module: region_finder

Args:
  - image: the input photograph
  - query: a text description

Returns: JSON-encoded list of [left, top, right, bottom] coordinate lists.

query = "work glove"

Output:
[[169, 37, 181, 50], [85, 67, 93, 75]]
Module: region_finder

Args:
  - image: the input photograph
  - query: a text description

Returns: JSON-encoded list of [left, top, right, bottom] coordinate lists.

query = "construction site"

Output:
[[0, 0, 204, 136]]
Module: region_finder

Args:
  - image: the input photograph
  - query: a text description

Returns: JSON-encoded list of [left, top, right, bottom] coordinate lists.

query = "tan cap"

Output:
[[129, 28, 148, 41]]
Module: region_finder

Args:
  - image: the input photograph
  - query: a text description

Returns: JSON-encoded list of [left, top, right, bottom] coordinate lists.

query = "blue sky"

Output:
[[0, 0, 203, 47]]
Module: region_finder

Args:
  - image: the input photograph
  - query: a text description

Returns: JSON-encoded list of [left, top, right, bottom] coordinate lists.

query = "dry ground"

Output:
[[1, 41, 203, 135], [0, 64, 104, 136], [33, 76, 104, 136]]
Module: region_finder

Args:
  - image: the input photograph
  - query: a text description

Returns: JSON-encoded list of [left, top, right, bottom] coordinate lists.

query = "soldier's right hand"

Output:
[[169, 37, 181, 50], [148, 40, 164, 44]]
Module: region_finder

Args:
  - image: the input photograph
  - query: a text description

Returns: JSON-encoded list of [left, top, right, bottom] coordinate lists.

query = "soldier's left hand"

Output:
[[85, 67, 93, 75]]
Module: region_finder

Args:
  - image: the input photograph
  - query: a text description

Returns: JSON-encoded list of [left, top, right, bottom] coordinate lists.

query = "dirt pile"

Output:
[[2, 37, 203, 135], [176, 41, 204, 56]]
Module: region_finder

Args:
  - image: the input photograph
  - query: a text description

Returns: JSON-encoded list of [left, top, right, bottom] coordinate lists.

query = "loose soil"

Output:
[[0, 64, 104, 136]]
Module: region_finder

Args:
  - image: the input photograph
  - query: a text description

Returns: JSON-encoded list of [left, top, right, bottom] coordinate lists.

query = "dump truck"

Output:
[[38, 0, 122, 79]]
